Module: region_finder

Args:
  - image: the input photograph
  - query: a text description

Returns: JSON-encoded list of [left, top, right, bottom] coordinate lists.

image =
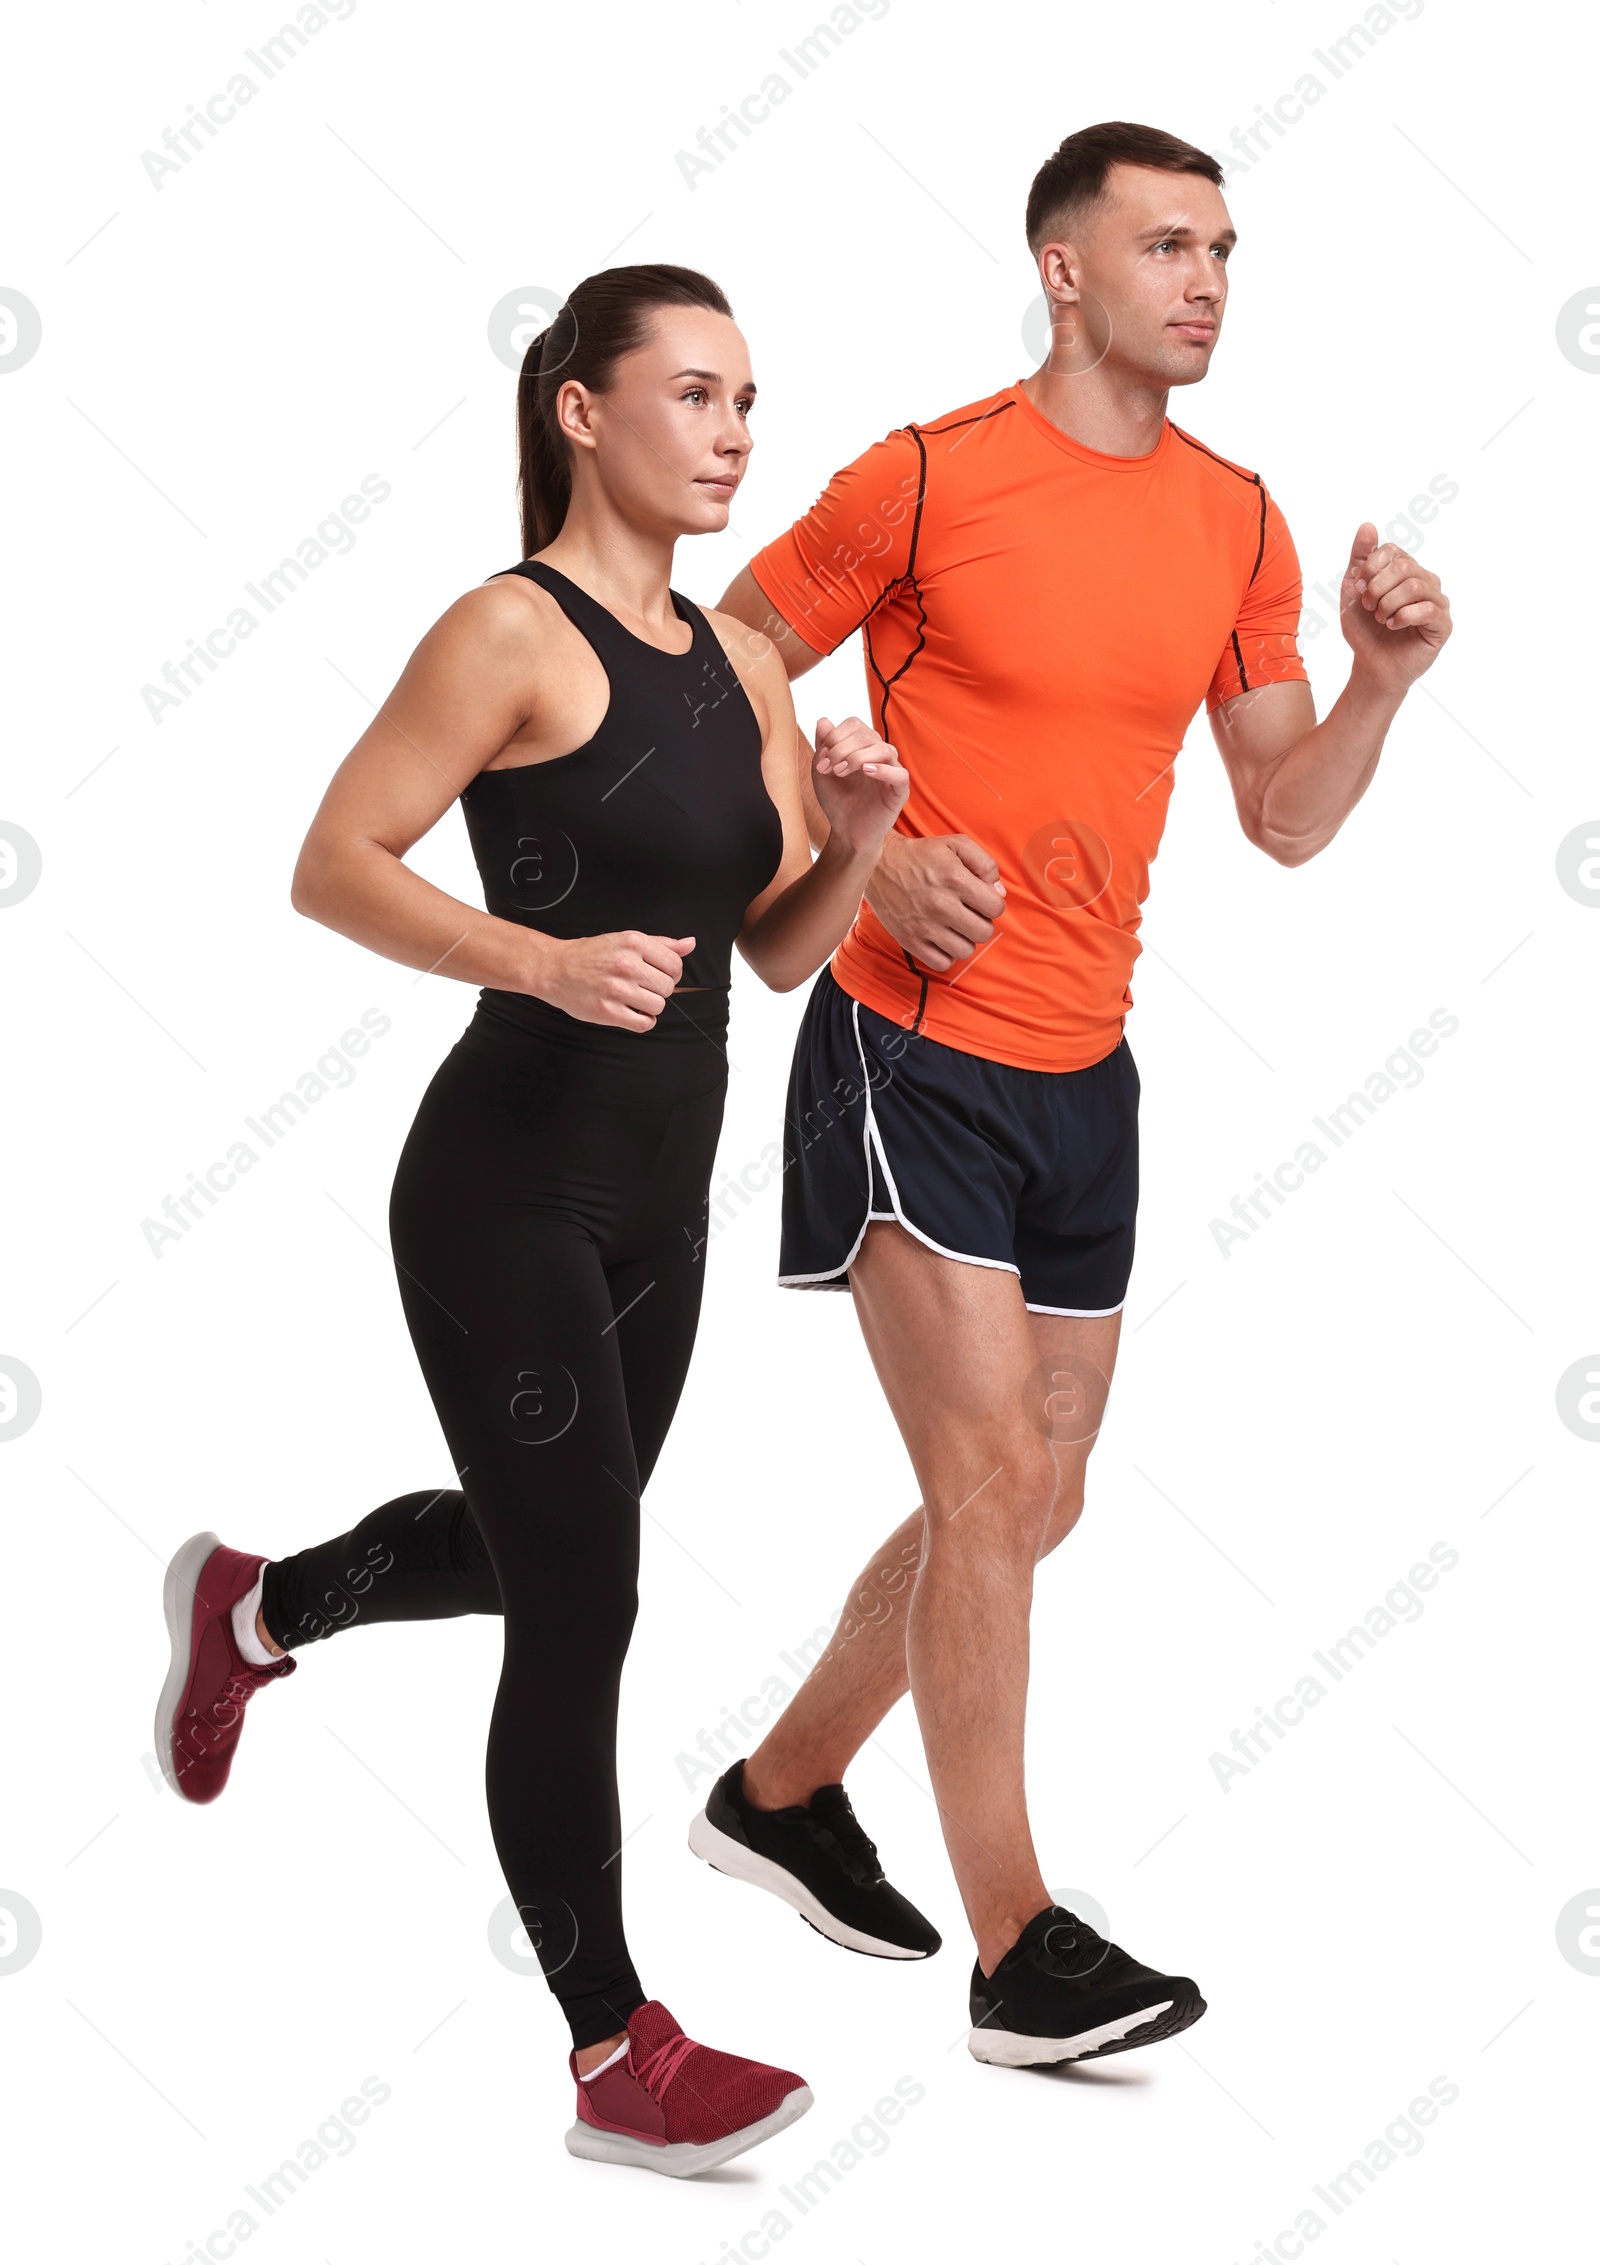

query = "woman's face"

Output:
[[555, 306, 756, 539]]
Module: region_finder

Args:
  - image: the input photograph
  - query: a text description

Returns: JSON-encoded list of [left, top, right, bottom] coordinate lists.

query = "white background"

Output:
[[2, 1, 1596, 2259]]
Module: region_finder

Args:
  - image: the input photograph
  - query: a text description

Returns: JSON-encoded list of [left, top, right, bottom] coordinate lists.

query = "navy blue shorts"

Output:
[[778, 968, 1139, 1315]]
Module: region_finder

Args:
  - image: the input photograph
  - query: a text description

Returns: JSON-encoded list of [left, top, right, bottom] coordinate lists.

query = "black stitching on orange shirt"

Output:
[[1248, 479, 1267, 586], [863, 426, 929, 746], [1169, 423, 1261, 486], [901, 949, 931, 1035], [917, 401, 1018, 439], [862, 428, 935, 1018]]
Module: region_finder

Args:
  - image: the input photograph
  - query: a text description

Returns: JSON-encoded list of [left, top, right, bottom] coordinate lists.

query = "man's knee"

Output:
[[927, 1439, 1057, 1560]]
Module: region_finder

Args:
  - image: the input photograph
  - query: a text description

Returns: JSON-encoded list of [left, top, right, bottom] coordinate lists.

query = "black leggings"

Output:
[[260, 989, 728, 2048]]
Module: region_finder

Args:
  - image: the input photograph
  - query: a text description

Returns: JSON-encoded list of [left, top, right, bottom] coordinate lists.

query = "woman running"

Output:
[[152, 263, 907, 2177]]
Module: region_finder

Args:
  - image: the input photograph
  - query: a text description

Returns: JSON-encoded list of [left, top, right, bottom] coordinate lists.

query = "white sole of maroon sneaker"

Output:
[[687, 1809, 927, 1960], [967, 1999, 1180, 2066], [154, 1528, 224, 1799], [565, 2083, 813, 2176]]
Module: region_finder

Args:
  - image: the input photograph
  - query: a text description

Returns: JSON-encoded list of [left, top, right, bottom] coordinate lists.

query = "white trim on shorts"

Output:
[[1024, 1298, 1127, 1317], [774, 1001, 883, 1285], [775, 998, 1023, 1290]]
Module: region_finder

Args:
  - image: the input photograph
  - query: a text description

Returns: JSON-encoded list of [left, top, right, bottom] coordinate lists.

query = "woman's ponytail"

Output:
[[515, 332, 557, 555]]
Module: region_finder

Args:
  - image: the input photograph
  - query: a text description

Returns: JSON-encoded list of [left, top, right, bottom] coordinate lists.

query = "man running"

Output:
[[691, 120, 1452, 2067]]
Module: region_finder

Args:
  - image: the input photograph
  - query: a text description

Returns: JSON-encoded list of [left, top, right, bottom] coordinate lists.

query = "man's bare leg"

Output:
[[747, 1222, 1119, 1974], [742, 1508, 928, 1804], [743, 1302, 1117, 1814]]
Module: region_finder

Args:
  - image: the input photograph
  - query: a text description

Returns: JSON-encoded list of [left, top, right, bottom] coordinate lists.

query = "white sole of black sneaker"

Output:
[[154, 1529, 222, 1798], [564, 2083, 813, 2176], [688, 1809, 927, 1959], [967, 2001, 1175, 2066]]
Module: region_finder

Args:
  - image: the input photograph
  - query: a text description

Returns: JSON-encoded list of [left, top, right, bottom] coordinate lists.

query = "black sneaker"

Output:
[[689, 1760, 941, 1959], [968, 1904, 1205, 2066]]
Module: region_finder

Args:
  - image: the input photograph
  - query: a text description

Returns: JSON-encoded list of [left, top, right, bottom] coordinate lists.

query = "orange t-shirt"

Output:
[[749, 382, 1309, 1071]]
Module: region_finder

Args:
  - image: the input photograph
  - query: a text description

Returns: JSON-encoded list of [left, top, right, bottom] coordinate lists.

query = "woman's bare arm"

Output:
[[708, 617, 907, 993], [292, 583, 692, 1030]]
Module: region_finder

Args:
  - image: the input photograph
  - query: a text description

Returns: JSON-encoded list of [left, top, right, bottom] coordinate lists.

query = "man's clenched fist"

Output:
[[865, 833, 1007, 971], [1340, 520, 1453, 693]]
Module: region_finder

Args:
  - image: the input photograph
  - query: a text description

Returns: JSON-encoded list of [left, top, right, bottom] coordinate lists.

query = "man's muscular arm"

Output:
[[717, 566, 1006, 969], [1212, 522, 1453, 866]]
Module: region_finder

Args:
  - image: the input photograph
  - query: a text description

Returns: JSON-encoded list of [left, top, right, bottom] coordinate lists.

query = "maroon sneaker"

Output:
[[156, 1530, 295, 1803], [565, 2000, 812, 2175]]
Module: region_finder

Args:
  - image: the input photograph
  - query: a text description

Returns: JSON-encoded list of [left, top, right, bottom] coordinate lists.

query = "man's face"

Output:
[[1040, 163, 1235, 387]]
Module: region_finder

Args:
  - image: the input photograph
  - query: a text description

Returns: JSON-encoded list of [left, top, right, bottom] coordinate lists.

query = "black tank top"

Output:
[[460, 560, 784, 1016]]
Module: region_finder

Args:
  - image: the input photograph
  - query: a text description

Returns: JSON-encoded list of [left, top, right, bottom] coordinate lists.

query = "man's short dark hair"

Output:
[[1026, 122, 1224, 252]]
